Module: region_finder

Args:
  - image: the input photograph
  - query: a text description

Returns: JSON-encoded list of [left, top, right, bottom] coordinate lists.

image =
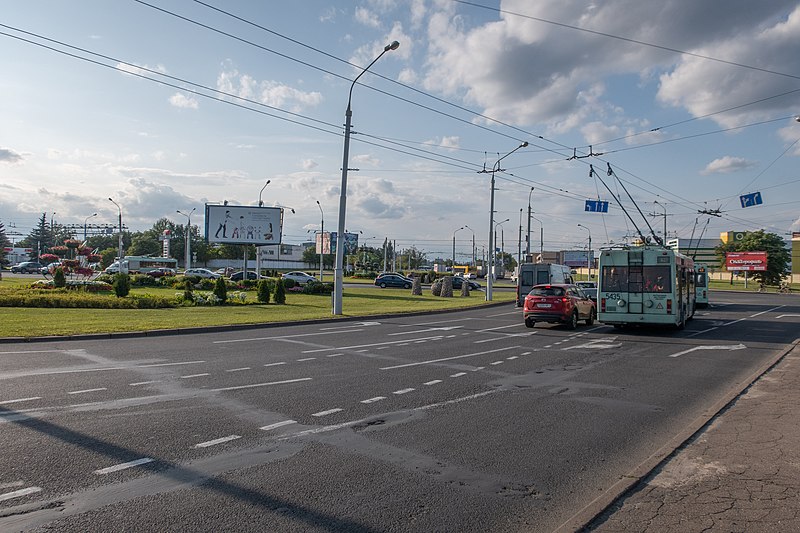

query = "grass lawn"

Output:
[[0, 278, 516, 338]]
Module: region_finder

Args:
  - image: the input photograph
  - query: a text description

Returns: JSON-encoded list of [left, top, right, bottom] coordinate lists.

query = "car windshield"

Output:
[[530, 286, 565, 297]]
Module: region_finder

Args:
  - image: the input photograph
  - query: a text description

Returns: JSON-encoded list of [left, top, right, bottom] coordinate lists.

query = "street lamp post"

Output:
[[495, 218, 509, 278], [83, 213, 97, 241], [518, 208, 523, 268], [256, 179, 271, 277], [526, 187, 534, 257], [529, 214, 543, 259], [108, 198, 123, 269], [452, 226, 465, 268], [578, 224, 592, 280], [481, 142, 528, 301], [316, 200, 324, 281], [463, 225, 476, 268], [177, 208, 195, 270], [334, 40, 399, 315]]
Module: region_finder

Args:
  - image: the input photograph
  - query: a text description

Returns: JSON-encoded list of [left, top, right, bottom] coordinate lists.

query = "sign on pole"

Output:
[[204, 205, 282, 245], [585, 200, 609, 213], [739, 192, 763, 208], [725, 251, 767, 271]]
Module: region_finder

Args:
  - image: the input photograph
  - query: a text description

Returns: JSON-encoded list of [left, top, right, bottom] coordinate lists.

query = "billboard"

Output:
[[329, 232, 359, 255], [725, 251, 767, 271], [205, 205, 282, 245], [315, 232, 331, 255], [562, 250, 589, 267]]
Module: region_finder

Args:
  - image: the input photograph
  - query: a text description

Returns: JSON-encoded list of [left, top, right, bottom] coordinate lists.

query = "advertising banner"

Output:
[[205, 205, 282, 245], [725, 251, 767, 271], [329, 232, 359, 255], [563, 250, 589, 267], [315, 232, 331, 255]]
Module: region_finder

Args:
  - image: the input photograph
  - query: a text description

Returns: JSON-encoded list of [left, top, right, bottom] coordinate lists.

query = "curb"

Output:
[[554, 337, 800, 533]]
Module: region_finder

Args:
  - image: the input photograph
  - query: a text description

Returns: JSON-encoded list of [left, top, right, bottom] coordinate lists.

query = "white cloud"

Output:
[[778, 120, 800, 156], [398, 67, 417, 84], [169, 93, 199, 109], [701, 156, 757, 175], [0, 147, 23, 164], [355, 7, 381, 28], [217, 68, 323, 112], [353, 154, 381, 167], [116, 62, 167, 77], [301, 159, 318, 170]]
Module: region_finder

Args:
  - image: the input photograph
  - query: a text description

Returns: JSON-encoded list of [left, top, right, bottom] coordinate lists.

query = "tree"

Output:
[[715, 230, 790, 285], [0, 220, 11, 266], [17, 213, 52, 259]]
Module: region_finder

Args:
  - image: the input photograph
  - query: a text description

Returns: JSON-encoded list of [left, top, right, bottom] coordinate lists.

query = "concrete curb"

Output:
[[554, 337, 800, 533], [0, 300, 513, 344]]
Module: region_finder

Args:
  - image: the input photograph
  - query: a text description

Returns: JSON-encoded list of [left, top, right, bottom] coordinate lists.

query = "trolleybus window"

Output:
[[643, 265, 671, 293], [601, 266, 628, 292]]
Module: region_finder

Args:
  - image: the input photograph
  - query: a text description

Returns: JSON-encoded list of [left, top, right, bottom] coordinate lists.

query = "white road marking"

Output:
[[312, 408, 343, 417], [180, 373, 210, 379], [477, 324, 521, 333], [301, 335, 446, 354], [776, 314, 800, 319], [506, 356, 518, 360], [669, 343, 747, 358], [388, 326, 463, 336], [259, 420, 297, 431], [0, 487, 42, 502], [686, 327, 718, 338], [472, 367, 485, 371], [750, 305, 785, 317], [562, 338, 622, 351], [129, 380, 161, 386], [326, 353, 343, 357], [296, 358, 316, 362], [319, 322, 380, 331], [0, 397, 41, 405], [360, 397, 386, 404], [214, 330, 361, 344], [211, 377, 311, 392], [0, 350, 62, 355], [67, 388, 107, 395], [137, 360, 205, 368], [450, 372, 467, 378], [263, 362, 287, 367], [194, 435, 241, 448], [93, 458, 154, 475], [380, 346, 519, 370], [424, 380, 443, 385], [226, 367, 251, 372], [490, 361, 504, 365], [521, 351, 532, 356], [393, 388, 415, 395]]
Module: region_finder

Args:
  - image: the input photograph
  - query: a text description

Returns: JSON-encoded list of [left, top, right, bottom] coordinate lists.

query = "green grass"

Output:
[[0, 279, 516, 338]]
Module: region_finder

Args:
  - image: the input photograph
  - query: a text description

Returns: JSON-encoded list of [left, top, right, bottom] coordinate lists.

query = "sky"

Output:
[[2, 0, 800, 263]]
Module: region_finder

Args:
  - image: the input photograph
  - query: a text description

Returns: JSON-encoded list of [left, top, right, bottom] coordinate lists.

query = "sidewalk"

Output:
[[587, 342, 800, 532]]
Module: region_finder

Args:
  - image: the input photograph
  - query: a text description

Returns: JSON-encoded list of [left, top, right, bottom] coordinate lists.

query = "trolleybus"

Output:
[[695, 263, 709, 308], [597, 246, 696, 329]]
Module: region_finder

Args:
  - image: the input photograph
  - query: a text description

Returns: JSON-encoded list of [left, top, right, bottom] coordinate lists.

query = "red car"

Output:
[[523, 283, 596, 329]]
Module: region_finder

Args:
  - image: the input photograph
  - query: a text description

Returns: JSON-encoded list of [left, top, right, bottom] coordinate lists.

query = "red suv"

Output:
[[523, 283, 596, 329]]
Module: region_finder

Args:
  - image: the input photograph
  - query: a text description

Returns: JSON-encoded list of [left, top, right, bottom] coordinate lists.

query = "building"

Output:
[[667, 237, 722, 268]]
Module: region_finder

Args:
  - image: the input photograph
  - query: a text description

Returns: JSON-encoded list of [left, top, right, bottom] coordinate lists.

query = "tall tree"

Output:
[[715, 230, 790, 285], [17, 212, 52, 259], [0, 220, 11, 265]]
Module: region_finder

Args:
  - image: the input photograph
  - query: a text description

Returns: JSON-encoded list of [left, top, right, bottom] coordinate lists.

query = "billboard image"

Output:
[[563, 250, 589, 267], [725, 251, 768, 271], [205, 205, 282, 245], [330, 232, 359, 255], [315, 232, 331, 255]]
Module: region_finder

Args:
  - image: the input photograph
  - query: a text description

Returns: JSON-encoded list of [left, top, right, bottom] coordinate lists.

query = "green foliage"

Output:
[[301, 281, 333, 294], [53, 267, 66, 288], [282, 277, 297, 289], [715, 230, 791, 285], [0, 289, 175, 309], [257, 279, 271, 303], [273, 278, 286, 304], [183, 280, 194, 303], [113, 273, 131, 297], [213, 276, 228, 304], [130, 274, 157, 287]]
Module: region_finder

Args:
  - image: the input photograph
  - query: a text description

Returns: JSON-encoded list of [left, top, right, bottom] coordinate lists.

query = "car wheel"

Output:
[[403, 283, 411, 289], [380, 282, 387, 288], [586, 308, 595, 326], [524, 317, 535, 328], [566, 311, 578, 330]]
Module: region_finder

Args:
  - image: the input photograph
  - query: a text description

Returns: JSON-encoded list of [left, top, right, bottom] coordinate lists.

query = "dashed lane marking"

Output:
[[194, 435, 241, 448], [393, 388, 415, 395], [360, 397, 386, 404], [129, 380, 161, 386], [296, 358, 316, 362], [94, 458, 154, 475], [226, 367, 251, 372], [211, 377, 312, 392], [506, 356, 518, 360], [424, 380, 442, 385], [264, 362, 287, 367], [67, 388, 107, 395], [312, 408, 343, 417], [0, 397, 41, 405], [0, 487, 42, 502], [180, 373, 210, 379], [450, 372, 467, 378], [490, 361, 504, 366], [259, 420, 297, 431], [380, 346, 519, 370]]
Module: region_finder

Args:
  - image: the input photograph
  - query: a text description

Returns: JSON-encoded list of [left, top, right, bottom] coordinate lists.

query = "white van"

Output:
[[515, 263, 574, 306]]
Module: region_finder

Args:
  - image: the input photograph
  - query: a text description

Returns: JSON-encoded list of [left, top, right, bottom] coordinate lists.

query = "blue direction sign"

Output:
[[585, 200, 609, 213], [739, 192, 763, 208]]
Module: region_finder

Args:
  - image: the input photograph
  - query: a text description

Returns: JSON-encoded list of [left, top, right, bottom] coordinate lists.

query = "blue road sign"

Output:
[[585, 200, 609, 213], [739, 192, 763, 208]]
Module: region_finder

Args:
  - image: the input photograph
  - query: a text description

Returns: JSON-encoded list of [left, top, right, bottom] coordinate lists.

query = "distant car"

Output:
[[11, 261, 44, 274], [455, 272, 477, 279], [40, 262, 63, 274], [523, 283, 596, 330], [374, 274, 412, 289], [582, 287, 598, 302], [449, 276, 482, 291], [229, 270, 259, 281], [282, 271, 317, 285], [147, 267, 176, 278], [183, 268, 221, 279], [376, 272, 406, 279], [576, 281, 597, 290]]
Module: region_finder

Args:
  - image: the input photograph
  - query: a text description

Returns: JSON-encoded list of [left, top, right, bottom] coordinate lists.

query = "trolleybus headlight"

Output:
[[617, 299, 626, 307]]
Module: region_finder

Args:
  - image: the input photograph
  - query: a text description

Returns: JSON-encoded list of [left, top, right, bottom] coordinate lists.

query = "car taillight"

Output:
[[666, 299, 672, 314], [702, 290, 706, 298], [601, 298, 606, 312]]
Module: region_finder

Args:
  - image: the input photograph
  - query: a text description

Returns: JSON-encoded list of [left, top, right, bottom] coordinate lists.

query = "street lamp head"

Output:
[[385, 40, 400, 51], [520, 141, 528, 148]]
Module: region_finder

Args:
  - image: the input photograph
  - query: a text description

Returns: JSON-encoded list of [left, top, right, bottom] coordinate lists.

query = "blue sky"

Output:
[[2, 0, 799, 262]]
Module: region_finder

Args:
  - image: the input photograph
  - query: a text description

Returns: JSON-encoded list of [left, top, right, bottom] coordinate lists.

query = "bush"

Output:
[[183, 280, 194, 303], [131, 274, 157, 287], [282, 277, 297, 289], [257, 279, 271, 303], [273, 278, 286, 304], [302, 281, 333, 294], [53, 267, 66, 288], [113, 273, 131, 298], [213, 276, 228, 304], [0, 290, 175, 309]]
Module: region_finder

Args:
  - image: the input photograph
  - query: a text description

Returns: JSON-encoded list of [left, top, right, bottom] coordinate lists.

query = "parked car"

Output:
[[147, 267, 176, 278], [523, 283, 596, 330], [11, 261, 44, 274], [455, 272, 477, 279], [183, 268, 221, 279], [449, 276, 482, 291], [229, 270, 259, 281], [282, 271, 317, 285], [40, 262, 63, 274], [374, 273, 412, 289], [575, 281, 597, 290]]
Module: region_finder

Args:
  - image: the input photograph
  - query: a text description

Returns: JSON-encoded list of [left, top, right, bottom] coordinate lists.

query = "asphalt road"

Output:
[[1, 291, 798, 532]]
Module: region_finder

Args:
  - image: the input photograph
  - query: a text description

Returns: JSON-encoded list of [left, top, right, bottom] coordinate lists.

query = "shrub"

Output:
[[302, 281, 333, 295], [257, 279, 271, 303], [273, 278, 286, 304], [0, 290, 174, 308], [183, 280, 194, 303], [113, 273, 131, 297], [282, 277, 297, 289], [53, 267, 66, 288], [213, 276, 228, 304], [131, 274, 157, 287]]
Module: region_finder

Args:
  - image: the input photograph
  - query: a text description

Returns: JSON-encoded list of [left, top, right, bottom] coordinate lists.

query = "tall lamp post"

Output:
[[495, 218, 509, 277], [83, 213, 97, 241], [464, 225, 476, 268], [482, 142, 528, 301], [334, 40, 400, 315], [517, 208, 523, 268], [316, 200, 324, 281], [256, 179, 271, 276], [578, 224, 592, 280], [452, 226, 465, 268], [529, 214, 544, 259], [526, 187, 534, 257], [108, 198, 123, 268], [177, 208, 195, 270]]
